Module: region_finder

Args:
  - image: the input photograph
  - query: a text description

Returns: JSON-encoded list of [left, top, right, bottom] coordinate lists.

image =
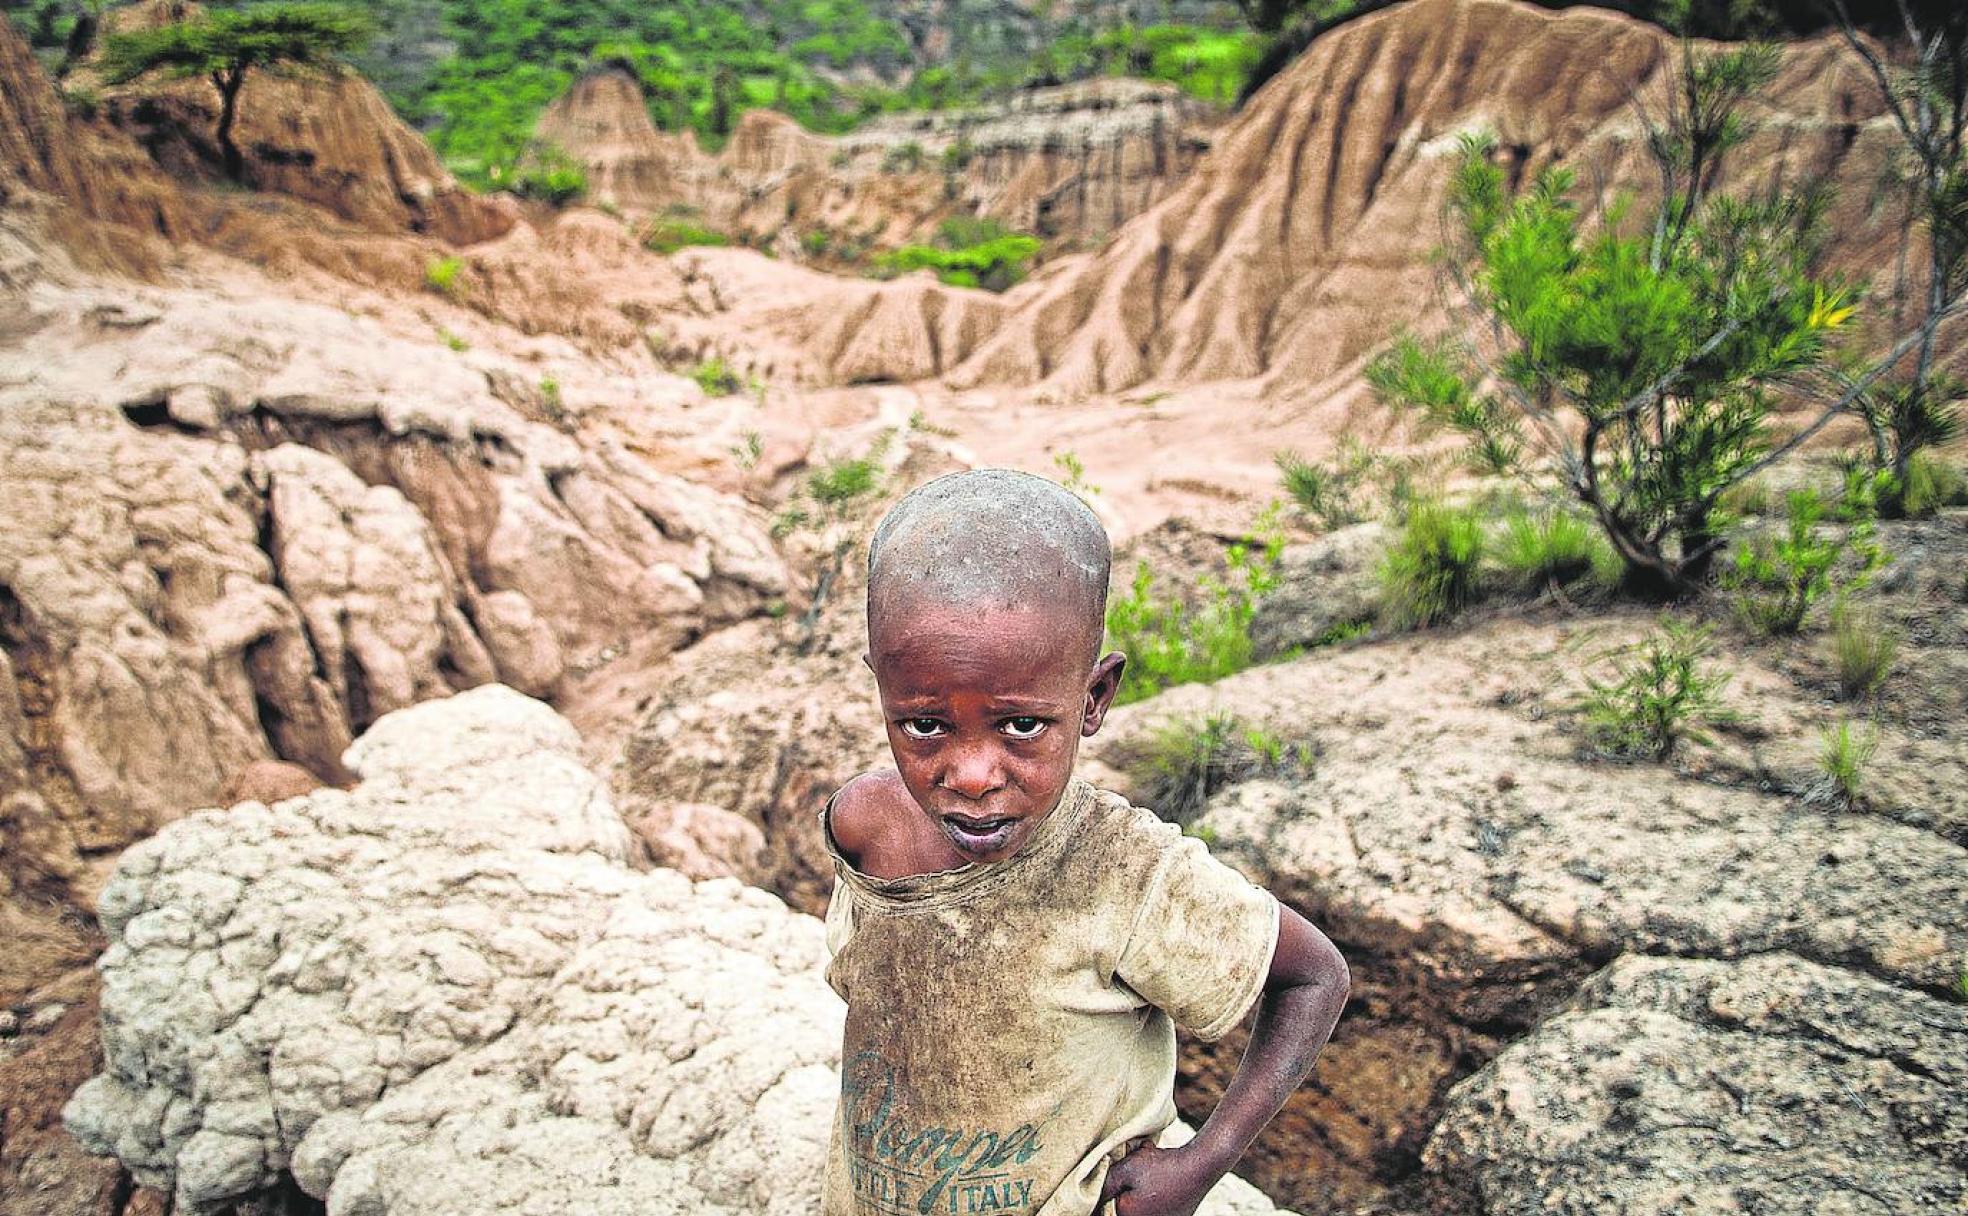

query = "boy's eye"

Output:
[[1000, 717, 1047, 740], [898, 718, 946, 739]]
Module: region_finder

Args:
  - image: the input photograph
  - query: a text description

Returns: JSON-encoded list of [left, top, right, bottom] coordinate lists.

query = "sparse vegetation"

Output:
[[1829, 600, 1898, 700], [1898, 450, 1968, 517], [773, 440, 888, 653], [1117, 711, 1316, 826], [507, 144, 587, 204], [1053, 451, 1100, 500], [1275, 444, 1368, 530], [1578, 618, 1732, 761], [97, 2, 373, 180], [1497, 504, 1610, 593], [1828, 3, 1968, 517], [538, 375, 566, 424], [424, 255, 464, 298], [1377, 498, 1485, 630], [437, 328, 468, 351], [872, 218, 1040, 292], [1368, 44, 1870, 598], [644, 217, 732, 255], [882, 141, 926, 172], [689, 357, 742, 396], [1724, 482, 1883, 636], [730, 430, 764, 470], [1106, 508, 1286, 705], [1815, 719, 1878, 807]]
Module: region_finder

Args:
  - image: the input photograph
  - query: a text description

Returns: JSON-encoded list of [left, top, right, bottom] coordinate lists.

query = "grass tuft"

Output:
[[1118, 711, 1316, 826], [1376, 498, 1484, 630]]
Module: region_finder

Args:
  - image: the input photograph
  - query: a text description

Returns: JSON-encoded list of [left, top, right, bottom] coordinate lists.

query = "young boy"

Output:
[[819, 468, 1350, 1216]]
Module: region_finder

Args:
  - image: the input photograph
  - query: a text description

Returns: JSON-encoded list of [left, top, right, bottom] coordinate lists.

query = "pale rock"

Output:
[[62, 687, 1292, 1216]]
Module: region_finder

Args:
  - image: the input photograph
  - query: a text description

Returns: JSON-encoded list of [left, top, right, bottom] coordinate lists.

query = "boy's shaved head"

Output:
[[867, 469, 1111, 660]]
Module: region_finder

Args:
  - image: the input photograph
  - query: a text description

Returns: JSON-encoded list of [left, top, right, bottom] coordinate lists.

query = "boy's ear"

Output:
[[1081, 652, 1127, 736]]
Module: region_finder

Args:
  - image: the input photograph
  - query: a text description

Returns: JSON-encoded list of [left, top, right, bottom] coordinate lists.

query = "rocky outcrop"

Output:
[[945, 0, 1916, 400], [0, 273, 786, 1002], [62, 686, 1296, 1216], [535, 72, 1218, 249], [72, 0, 512, 246], [1079, 590, 1968, 1213], [1426, 952, 1967, 1213]]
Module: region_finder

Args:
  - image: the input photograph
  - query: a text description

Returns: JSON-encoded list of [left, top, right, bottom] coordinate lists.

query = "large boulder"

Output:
[[63, 686, 1296, 1216], [1425, 953, 1968, 1213]]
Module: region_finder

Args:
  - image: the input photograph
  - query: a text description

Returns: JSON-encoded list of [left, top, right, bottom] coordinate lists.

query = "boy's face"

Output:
[[865, 594, 1124, 864]]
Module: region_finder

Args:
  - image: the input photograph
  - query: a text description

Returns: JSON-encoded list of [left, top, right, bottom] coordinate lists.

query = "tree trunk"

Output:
[[212, 66, 246, 181]]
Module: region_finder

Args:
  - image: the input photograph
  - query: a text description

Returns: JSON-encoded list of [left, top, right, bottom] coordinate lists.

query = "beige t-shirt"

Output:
[[819, 776, 1280, 1216]]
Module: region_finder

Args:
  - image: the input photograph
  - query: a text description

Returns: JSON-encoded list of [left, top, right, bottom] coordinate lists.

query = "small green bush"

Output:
[[424, 256, 464, 298], [1900, 450, 1968, 518], [437, 328, 468, 352], [1377, 499, 1485, 630], [689, 357, 742, 397], [508, 147, 587, 205], [1579, 618, 1732, 761], [882, 141, 925, 172], [808, 453, 881, 507], [1498, 506, 1606, 591], [1118, 711, 1316, 826], [1816, 719, 1878, 805], [1274, 445, 1369, 530], [1106, 511, 1285, 705], [1829, 601, 1897, 700], [1726, 483, 1883, 636], [538, 375, 565, 424], [644, 219, 731, 255]]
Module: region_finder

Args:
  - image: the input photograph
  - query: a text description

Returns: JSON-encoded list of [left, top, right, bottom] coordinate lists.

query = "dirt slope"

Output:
[[945, 0, 1907, 400], [536, 71, 1218, 250]]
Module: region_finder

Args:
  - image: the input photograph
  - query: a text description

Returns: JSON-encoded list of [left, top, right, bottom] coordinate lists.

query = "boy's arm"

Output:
[[1099, 902, 1350, 1216]]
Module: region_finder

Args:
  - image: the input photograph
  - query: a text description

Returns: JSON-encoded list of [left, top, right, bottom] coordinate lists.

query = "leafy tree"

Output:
[[98, 2, 372, 180], [1367, 45, 1868, 597], [1829, 0, 1968, 514]]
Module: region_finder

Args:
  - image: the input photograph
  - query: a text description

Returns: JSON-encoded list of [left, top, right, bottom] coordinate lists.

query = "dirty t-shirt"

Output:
[[818, 777, 1280, 1216]]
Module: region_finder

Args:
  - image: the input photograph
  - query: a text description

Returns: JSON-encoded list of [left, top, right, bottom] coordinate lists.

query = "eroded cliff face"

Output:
[[533, 72, 1218, 250], [67, 0, 513, 246], [943, 0, 1916, 400], [0, 269, 789, 1007]]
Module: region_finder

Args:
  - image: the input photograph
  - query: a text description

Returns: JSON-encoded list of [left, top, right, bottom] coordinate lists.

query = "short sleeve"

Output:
[[821, 876, 853, 1000], [1113, 831, 1279, 1041]]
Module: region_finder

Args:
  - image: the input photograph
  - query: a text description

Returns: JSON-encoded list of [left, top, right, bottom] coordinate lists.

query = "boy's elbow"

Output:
[[1269, 902, 1350, 997]]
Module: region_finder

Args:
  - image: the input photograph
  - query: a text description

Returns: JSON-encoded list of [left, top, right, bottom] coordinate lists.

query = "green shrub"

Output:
[[437, 328, 468, 352], [644, 218, 731, 254], [1106, 511, 1285, 705], [1900, 450, 1968, 518], [1579, 618, 1732, 761], [1816, 719, 1878, 805], [1118, 711, 1316, 826], [807, 453, 881, 506], [1829, 600, 1897, 700], [1053, 451, 1099, 499], [872, 231, 1041, 292], [1725, 483, 1883, 636], [689, 357, 742, 396], [538, 375, 565, 424], [1498, 505, 1606, 591], [508, 146, 587, 205], [423, 255, 464, 298], [882, 141, 925, 172], [1274, 445, 1369, 530], [1377, 499, 1485, 630]]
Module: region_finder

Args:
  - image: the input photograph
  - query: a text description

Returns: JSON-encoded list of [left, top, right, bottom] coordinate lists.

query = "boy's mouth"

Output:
[[941, 814, 1017, 855]]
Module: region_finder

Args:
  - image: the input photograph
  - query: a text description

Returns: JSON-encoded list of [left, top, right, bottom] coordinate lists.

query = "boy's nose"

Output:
[[937, 744, 1006, 800]]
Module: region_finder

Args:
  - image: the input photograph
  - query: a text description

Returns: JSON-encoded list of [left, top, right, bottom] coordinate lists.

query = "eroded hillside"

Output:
[[1, 0, 1964, 1214]]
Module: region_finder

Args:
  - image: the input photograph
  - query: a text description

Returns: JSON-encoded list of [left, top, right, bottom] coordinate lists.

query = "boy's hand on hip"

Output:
[[1097, 1138, 1223, 1216]]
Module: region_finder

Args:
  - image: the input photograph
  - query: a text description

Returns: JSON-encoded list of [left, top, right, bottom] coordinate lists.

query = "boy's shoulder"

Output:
[[823, 769, 908, 868]]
